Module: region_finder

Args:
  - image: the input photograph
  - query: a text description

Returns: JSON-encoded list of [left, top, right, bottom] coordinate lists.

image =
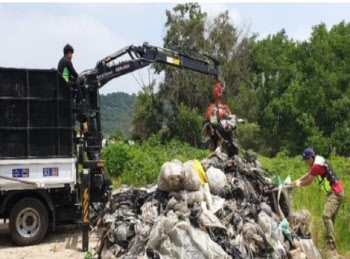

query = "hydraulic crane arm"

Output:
[[74, 42, 221, 162], [78, 42, 220, 88], [74, 42, 221, 160]]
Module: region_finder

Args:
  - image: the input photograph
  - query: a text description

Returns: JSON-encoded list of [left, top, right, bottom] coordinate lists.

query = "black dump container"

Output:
[[0, 67, 74, 158]]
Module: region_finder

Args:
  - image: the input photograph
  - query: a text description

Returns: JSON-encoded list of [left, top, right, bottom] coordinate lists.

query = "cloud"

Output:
[[201, 3, 242, 26], [0, 5, 150, 94]]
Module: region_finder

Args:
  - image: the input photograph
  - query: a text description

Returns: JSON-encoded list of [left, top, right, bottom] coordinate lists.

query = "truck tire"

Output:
[[9, 198, 49, 246]]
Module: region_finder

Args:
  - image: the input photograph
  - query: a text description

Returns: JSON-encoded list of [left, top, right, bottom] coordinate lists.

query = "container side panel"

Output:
[[29, 130, 58, 157], [0, 130, 27, 157], [0, 68, 27, 97], [29, 70, 57, 99], [30, 101, 58, 127], [0, 100, 27, 127]]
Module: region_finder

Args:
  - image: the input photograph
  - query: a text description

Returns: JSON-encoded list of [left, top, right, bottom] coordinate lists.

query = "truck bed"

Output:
[[0, 158, 76, 191]]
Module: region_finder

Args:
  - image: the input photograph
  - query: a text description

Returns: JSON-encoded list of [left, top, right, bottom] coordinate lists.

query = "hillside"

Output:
[[100, 92, 137, 136]]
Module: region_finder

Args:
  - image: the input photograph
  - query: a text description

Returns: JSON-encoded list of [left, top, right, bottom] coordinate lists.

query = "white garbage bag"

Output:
[[199, 202, 225, 229], [157, 161, 184, 192], [299, 239, 322, 259], [157, 160, 202, 192], [258, 211, 272, 239], [182, 162, 201, 191], [147, 211, 230, 259], [206, 167, 228, 195]]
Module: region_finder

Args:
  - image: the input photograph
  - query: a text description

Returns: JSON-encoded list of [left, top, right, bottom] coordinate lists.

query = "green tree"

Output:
[[132, 81, 162, 140], [176, 103, 203, 147], [236, 122, 261, 151], [143, 4, 253, 147], [242, 22, 350, 156]]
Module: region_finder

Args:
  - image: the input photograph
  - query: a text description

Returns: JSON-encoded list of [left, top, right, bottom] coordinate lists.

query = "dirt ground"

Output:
[[1, 221, 349, 259], [0, 222, 100, 259]]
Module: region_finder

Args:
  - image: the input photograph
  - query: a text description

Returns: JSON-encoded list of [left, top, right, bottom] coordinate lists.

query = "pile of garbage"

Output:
[[93, 149, 321, 259]]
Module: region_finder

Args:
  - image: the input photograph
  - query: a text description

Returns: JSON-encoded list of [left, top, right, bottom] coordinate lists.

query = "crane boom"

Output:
[[74, 42, 221, 161], [78, 42, 220, 88]]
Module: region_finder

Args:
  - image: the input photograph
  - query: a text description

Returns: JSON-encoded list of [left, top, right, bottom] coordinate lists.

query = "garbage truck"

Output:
[[0, 42, 221, 250]]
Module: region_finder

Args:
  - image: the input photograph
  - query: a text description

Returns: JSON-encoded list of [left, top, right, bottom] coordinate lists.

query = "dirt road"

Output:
[[0, 222, 99, 259]]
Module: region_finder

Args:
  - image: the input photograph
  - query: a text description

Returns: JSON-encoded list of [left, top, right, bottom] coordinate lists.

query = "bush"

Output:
[[102, 144, 131, 178]]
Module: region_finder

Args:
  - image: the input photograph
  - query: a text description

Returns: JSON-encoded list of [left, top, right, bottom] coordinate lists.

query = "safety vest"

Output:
[[313, 155, 339, 193]]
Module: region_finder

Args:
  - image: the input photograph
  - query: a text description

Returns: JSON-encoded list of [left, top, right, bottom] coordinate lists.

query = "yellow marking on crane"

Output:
[[83, 188, 89, 222], [166, 56, 180, 66]]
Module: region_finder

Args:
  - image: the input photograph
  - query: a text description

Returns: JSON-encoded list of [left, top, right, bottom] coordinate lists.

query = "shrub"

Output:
[[102, 144, 131, 178]]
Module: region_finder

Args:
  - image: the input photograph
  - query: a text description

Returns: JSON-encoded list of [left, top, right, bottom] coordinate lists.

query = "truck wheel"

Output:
[[9, 198, 49, 246]]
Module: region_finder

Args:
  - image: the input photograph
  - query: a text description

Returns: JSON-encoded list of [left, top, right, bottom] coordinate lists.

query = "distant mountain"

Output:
[[100, 92, 137, 136]]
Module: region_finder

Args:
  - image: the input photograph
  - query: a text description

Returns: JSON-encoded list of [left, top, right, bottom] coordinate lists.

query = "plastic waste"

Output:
[[220, 114, 237, 132], [206, 167, 227, 195], [198, 202, 225, 229], [182, 162, 201, 191], [290, 248, 307, 259], [94, 151, 321, 259], [157, 160, 201, 192], [290, 210, 312, 238], [299, 239, 322, 259], [191, 159, 208, 184], [157, 161, 183, 192], [258, 211, 272, 239], [271, 175, 282, 185], [283, 176, 292, 185], [280, 218, 293, 243], [147, 211, 230, 259]]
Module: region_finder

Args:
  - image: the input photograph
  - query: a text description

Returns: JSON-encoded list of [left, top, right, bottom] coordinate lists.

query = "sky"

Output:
[[1, 3, 350, 94]]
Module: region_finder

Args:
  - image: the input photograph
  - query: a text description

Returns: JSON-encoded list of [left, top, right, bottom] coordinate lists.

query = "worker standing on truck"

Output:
[[58, 44, 78, 86], [291, 148, 344, 256]]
